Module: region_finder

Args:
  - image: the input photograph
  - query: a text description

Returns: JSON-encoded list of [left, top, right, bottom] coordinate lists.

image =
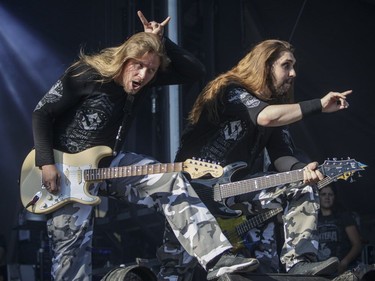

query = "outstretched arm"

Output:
[[257, 90, 352, 127]]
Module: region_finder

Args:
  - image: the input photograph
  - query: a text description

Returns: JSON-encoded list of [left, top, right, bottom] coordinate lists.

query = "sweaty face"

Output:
[[319, 187, 335, 209], [119, 52, 160, 95], [269, 51, 296, 97]]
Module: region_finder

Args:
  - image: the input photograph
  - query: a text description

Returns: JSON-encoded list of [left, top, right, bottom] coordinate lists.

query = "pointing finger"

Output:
[[341, 90, 353, 97]]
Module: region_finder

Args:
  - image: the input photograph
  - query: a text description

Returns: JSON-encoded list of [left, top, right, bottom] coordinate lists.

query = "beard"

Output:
[[268, 78, 293, 103]]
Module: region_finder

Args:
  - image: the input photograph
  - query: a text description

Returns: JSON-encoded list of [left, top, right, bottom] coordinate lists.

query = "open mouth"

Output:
[[132, 80, 142, 91]]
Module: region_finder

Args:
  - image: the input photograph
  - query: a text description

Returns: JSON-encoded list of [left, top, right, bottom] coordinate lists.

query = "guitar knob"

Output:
[[47, 195, 53, 200]]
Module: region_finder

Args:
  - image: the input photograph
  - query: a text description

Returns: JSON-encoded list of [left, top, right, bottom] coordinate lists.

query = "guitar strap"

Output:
[[112, 94, 134, 156]]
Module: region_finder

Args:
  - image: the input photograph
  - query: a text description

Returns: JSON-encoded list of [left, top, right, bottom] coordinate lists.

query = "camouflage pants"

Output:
[[157, 181, 320, 280], [47, 151, 231, 281], [238, 181, 320, 271], [157, 220, 199, 281]]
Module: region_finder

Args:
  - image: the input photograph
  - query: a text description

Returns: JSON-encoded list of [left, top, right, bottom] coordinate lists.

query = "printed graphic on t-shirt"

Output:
[[224, 120, 243, 140], [199, 119, 247, 163], [228, 88, 261, 109], [318, 222, 338, 261], [34, 80, 63, 110], [59, 93, 114, 152]]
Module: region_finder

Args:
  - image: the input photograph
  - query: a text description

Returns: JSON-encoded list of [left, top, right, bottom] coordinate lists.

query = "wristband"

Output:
[[291, 161, 307, 170], [299, 99, 322, 117]]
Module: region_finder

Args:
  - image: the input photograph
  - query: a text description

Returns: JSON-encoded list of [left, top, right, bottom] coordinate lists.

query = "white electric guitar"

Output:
[[20, 146, 224, 214]]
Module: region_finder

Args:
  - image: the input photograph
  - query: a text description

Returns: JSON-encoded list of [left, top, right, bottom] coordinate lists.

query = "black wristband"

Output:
[[299, 99, 322, 117], [291, 161, 307, 170]]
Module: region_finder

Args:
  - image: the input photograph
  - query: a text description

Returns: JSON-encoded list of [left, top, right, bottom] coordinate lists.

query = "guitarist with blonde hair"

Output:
[[157, 39, 352, 280], [30, 11, 260, 281]]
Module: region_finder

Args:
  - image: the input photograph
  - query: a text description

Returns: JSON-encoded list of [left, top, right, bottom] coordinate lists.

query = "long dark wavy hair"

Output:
[[188, 39, 294, 125]]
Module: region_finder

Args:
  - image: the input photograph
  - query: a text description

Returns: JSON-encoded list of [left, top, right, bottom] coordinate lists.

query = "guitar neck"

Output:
[[316, 176, 334, 190], [84, 162, 184, 181], [235, 207, 283, 237], [217, 169, 304, 200], [215, 163, 337, 201]]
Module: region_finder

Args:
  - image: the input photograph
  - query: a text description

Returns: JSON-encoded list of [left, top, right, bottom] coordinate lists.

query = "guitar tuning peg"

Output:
[[333, 157, 337, 161], [350, 177, 356, 183], [358, 172, 363, 178], [192, 157, 196, 160], [347, 157, 351, 159]]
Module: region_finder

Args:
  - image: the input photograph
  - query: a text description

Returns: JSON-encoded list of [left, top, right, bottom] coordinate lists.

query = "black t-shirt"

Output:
[[175, 85, 295, 174], [32, 65, 131, 165], [32, 37, 206, 167], [317, 211, 359, 263]]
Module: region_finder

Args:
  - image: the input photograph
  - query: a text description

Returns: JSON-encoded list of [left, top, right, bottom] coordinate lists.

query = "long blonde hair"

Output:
[[70, 32, 170, 82], [188, 39, 294, 124]]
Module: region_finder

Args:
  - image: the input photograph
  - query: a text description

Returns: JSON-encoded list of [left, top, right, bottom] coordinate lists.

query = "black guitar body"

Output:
[[191, 161, 248, 218]]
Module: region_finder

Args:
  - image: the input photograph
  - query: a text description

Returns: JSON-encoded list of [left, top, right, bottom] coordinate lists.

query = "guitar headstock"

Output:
[[320, 158, 367, 182], [183, 159, 224, 179]]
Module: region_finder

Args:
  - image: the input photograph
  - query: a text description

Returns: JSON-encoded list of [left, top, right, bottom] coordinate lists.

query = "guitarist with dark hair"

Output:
[[157, 39, 354, 280]]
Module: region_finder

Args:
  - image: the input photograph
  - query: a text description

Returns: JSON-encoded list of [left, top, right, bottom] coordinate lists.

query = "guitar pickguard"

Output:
[[38, 163, 98, 211]]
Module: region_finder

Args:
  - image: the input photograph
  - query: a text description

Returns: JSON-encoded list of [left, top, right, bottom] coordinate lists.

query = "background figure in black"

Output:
[[318, 184, 363, 275]]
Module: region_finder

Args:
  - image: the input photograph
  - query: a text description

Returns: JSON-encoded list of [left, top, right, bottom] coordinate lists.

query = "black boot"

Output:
[[288, 257, 339, 275], [206, 251, 259, 280]]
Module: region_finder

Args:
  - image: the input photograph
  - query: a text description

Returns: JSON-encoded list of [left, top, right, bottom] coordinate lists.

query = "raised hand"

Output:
[[137, 10, 171, 38], [321, 90, 352, 113]]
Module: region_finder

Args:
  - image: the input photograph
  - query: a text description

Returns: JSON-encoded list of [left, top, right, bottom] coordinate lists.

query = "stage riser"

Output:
[[219, 274, 331, 281]]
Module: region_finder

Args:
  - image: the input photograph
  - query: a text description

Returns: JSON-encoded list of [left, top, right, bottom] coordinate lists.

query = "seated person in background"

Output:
[[318, 184, 363, 275]]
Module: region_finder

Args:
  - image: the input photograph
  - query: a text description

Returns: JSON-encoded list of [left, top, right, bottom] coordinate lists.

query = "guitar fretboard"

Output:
[[235, 207, 283, 236], [84, 162, 184, 181], [218, 169, 305, 199], [215, 165, 338, 201]]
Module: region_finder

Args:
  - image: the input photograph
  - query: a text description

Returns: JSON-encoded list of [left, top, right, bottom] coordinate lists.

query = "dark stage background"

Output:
[[1, 0, 374, 277]]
